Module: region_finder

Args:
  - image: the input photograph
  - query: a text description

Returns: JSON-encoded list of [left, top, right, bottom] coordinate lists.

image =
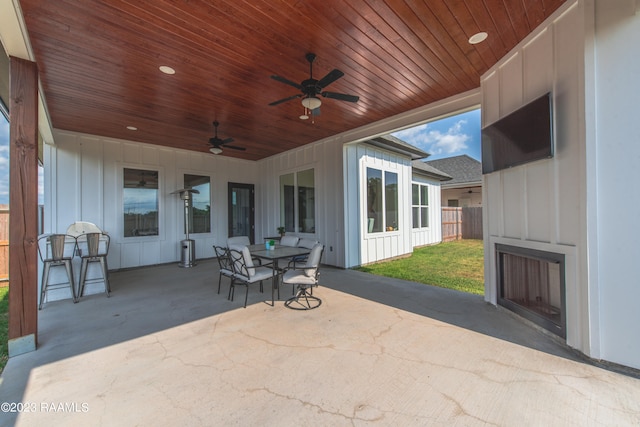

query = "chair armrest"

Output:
[[252, 256, 274, 267], [286, 255, 309, 270]]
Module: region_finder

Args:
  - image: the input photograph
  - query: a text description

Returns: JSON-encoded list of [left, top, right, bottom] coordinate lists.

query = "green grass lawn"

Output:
[[356, 239, 485, 295], [0, 286, 8, 374]]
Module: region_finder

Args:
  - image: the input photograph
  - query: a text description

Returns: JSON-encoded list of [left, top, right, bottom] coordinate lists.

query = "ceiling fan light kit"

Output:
[[301, 96, 321, 110], [207, 121, 245, 154], [269, 53, 359, 118]]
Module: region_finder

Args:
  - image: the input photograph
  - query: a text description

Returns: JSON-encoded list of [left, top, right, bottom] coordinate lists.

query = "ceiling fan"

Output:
[[269, 53, 359, 115], [208, 121, 245, 154], [134, 170, 158, 188]]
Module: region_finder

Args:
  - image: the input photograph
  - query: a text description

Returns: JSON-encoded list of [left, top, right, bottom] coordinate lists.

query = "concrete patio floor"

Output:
[[1, 259, 639, 426]]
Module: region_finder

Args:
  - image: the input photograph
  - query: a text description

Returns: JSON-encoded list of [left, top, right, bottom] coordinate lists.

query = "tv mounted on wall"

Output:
[[481, 92, 553, 174]]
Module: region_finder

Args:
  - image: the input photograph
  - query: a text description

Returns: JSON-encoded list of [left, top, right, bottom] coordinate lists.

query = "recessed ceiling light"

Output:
[[159, 65, 176, 75], [469, 32, 488, 44], [126, 126, 137, 131]]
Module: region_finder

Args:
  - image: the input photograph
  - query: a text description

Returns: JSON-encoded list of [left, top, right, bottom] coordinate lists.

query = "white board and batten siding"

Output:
[[257, 137, 346, 268], [411, 174, 443, 248], [481, 0, 640, 370], [482, 0, 586, 357], [344, 144, 414, 267], [43, 130, 260, 273]]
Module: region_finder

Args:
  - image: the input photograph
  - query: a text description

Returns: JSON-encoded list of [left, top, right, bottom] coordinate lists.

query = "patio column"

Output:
[[8, 56, 39, 356]]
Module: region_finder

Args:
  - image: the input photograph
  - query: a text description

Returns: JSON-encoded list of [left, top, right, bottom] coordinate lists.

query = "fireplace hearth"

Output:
[[496, 244, 566, 338]]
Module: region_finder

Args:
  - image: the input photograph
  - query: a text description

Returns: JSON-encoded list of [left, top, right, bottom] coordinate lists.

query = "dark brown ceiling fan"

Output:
[[269, 53, 359, 114], [208, 121, 245, 154]]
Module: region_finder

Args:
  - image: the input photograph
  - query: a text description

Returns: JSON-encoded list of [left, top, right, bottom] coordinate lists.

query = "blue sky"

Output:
[[0, 114, 44, 205], [392, 108, 481, 161], [0, 108, 480, 205], [0, 116, 10, 205]]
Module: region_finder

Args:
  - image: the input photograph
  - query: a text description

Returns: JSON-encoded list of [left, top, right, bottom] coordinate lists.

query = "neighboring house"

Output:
[[423, 155, 482, 207], [344, 135, 450, 265]]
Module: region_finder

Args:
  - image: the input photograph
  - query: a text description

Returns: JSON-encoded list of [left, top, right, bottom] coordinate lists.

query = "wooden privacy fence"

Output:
[[0, 205, 44, 282], [441, 206, 483, 241]]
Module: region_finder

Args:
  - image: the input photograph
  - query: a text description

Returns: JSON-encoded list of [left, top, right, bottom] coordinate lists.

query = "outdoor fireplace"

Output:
[[496, 244, 566, 338]]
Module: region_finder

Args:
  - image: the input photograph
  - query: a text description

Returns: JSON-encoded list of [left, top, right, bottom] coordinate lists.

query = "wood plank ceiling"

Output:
[[18, 0, 566, 161]]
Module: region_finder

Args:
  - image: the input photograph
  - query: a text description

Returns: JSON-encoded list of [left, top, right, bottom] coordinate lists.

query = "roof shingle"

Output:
[[423, 155, 482, 187]]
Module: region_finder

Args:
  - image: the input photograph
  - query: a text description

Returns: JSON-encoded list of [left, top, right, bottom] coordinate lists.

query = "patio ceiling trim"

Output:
[[0, 0, 54, 146]]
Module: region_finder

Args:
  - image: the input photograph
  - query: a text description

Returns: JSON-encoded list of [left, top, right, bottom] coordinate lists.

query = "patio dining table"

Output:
[[247, 244, 312, 305]]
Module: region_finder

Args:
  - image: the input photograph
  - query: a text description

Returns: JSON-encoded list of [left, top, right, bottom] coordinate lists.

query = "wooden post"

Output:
[[8, 56, 39, 356], [0, 205, 9, 282]]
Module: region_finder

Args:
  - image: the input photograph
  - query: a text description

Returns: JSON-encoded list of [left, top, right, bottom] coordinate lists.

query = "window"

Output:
[[385, 171, 398, 231], [184, 174, 211, 234], [367, 168, 398, 233], [123, 168, 159, 237], [412, 183, 429, 229], [280, 168, 315, 233]]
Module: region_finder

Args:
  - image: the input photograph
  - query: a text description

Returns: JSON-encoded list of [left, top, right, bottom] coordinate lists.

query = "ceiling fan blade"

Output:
[[311, 107, 321, 116], [317, 69, 344, 89], [225, 145, 246, 151], [220, 137, 234, 144], [270, 75, 303, 90], [269, 94, 301, 106], [322, 91, 359, 103]]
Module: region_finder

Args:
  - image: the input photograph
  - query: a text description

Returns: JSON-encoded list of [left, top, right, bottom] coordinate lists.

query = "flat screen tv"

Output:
[[481, 92, 553, 174]]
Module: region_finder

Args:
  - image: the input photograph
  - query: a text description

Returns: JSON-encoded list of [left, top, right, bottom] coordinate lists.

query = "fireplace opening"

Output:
[[496, 244, 566, 338]]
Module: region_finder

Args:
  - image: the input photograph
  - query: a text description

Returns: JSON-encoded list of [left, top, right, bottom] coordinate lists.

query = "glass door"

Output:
[[228, 182, 255, 243]]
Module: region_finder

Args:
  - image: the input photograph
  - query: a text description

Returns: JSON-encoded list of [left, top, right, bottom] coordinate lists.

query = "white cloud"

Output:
[[0, 117, 7, 205], [38, 165, 44, 204], [0, 115, 45, 205], [394, 119, 470, 157]]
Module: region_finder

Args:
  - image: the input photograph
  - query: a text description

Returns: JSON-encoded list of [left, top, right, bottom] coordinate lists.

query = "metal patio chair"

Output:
[[37, 233, 78, 309], [282, 244, 324, 310]]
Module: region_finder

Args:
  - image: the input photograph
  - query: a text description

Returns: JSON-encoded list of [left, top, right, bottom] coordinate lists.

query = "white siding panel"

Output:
[[55, 139, 81, 232], [102, 140, 120, 239], [478, 0, 635, 366], [142, 240, 162, 266], [592, 0, 640, 369], [79, 136, 103, 227], [141, 144, 159, 165], [47, 130, 258, 271], [482, 71, 500, 125], [499, 53, 524, 115], [523, 28, 554, 100], [122, 143, 140, 164], [485, 173, 502, 237], [344, 144, 361, 267], [502, 168, 523, 239], [554, 5, 583, 246], [525, 161, 552, 242], [120, 243, 140, 269]]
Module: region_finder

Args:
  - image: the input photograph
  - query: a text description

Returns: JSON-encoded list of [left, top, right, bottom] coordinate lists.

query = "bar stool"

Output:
[[37, 233, 78, 309], [77, 232, 111, 297]]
